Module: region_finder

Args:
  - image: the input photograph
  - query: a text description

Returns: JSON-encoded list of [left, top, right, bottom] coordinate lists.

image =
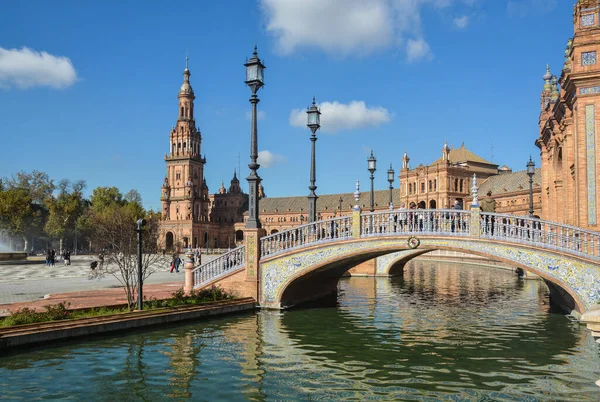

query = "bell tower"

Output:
[[160, 58, 208, 250], [537, 0, 600, 228]]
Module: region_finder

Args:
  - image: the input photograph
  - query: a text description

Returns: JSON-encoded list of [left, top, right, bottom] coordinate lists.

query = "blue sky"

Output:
[[0, 0, 571, 211]]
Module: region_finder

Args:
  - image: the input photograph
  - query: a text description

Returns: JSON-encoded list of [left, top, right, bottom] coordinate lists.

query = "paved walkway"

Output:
[[0, 254, 219, 316]]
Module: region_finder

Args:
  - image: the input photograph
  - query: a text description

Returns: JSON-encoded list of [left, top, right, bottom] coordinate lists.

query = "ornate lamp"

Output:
[[307, 97, 321, 222], [244, 45, 266, 229]]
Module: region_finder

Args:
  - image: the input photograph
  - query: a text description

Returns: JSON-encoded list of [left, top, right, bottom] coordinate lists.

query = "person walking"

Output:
[[170, 254, 182, 273], [480, 191, 497, 235], [65, 250, 71, 266]]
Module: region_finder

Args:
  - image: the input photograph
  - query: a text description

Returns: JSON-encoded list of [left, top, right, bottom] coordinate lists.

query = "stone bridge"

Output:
[[184, 207, 600, 318]]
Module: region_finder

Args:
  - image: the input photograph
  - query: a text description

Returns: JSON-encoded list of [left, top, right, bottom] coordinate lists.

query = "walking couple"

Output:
[[170, 254, 182, 273]]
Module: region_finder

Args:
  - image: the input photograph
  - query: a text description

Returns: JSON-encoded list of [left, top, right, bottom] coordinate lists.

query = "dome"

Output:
[[179, 82, 194, 95]]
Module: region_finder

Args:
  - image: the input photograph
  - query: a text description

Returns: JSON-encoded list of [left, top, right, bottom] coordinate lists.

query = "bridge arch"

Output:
[[261, 237, 592, 314]]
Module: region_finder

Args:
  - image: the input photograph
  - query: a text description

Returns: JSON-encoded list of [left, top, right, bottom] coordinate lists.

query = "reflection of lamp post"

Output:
[[244, 45, 266, 229], [368, 151, 377, 212], [387, 164, 395, 210], [307, 97, 321, 223], [527, 156, 535, 217]]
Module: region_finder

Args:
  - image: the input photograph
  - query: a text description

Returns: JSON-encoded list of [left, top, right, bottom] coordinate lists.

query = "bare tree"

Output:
[[91, 205, 166, 310]]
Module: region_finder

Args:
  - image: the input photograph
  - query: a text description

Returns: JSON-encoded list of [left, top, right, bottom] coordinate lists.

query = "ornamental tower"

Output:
[[537, 0, 600, 228], [160, 58, 209, 250]]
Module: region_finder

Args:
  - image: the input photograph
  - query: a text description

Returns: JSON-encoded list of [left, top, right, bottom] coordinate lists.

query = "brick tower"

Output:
[[537, 0, 600, 229], [160, 58, 210, 250]]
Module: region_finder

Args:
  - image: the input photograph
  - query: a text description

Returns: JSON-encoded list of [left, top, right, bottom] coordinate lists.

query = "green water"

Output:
[[1, 261, 599, 401]]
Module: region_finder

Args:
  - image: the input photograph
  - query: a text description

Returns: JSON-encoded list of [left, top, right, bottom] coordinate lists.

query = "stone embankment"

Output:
[[0, 297, 255, 350]]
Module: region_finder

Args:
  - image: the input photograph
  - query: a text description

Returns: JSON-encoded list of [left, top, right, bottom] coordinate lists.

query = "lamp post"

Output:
[[136, 218, 147, 311], [526, 156, 535, 217], [338, 196, 343, 216], [244, 45, 266, 229], [387, 164, 395, 210], [368, 151, 377, 212], [307, 97, 321, 222]]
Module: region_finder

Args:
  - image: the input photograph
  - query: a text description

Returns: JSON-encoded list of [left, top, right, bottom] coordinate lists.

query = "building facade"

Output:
[[537, 0, 600, 230]]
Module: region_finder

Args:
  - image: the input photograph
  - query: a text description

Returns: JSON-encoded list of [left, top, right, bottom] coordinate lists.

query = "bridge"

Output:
[[183, 206, 600, 318]]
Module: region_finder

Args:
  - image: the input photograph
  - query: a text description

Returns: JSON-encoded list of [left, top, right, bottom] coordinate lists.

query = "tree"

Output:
[[6, 170, 55, 204], [0, 188, 36, 251], [89, 202, 165, 310], [90, 186, 123, 212], [124, 189, 143, 206], [44, 180, 86, 252]]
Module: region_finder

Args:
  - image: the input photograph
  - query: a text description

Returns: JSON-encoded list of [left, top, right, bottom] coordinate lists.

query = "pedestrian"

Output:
[[98, 252, 104, 270], [170, 254, 181, 273], [65, 250, 71, 266], [480, 191, 496, 235], [51, 249, 56, 267]]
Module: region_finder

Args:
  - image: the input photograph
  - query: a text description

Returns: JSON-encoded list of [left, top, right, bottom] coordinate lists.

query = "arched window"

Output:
[[460, 179, 464, 193], [454, 178, 459, 192], [181, 106, 184, 117]]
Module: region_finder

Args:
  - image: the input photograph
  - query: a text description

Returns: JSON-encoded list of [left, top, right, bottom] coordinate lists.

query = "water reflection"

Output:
[[1, 261, 599, 400]]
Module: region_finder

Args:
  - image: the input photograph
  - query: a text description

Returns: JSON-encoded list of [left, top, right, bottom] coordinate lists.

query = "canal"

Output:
[[1, 260, 599, 400]]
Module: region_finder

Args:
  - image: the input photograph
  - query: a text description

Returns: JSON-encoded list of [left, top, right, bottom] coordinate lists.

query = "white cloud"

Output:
[[260, 0, 394, 56], [0, 47, 77, 89], [289, 100, 392, 134], [260, 0, 478, 61], [245, 110, 267, 121], [258, 150, 286, 168], [406, 38, 432, 63], [453, 15, 469, 29]]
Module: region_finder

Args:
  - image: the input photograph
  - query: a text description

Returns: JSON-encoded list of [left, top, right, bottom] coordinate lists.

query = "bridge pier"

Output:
[[244, 228, 266, 302]]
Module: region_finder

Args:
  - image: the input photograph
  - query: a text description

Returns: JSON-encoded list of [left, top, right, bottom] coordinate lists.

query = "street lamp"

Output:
[[244, 45, 266, 229], [338, 196, 343, 216], [136, 218, 147, 311], [307, 96, 321, 222], [387, 163, 395, 210], [368, 151, 377, 212], [526, 156, 535, 217]]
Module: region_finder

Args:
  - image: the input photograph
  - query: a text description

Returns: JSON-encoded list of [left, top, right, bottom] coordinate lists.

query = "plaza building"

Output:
[[536, 0, 600, 230], [234, 142, 542, 237]]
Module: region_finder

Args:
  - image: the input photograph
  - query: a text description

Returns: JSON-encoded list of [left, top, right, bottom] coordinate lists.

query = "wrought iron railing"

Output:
[[192, 246, 245, 289], [260, 215, 353, 259], [480, 212, 600, 260], [360, 209, 471, 237]]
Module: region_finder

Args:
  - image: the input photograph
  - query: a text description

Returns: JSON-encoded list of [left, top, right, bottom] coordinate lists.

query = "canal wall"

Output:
[[0, 298, 255, 350]]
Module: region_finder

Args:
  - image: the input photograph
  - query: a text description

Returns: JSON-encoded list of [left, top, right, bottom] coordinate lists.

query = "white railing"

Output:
[[260, 216, 353, 259], [481, 212, 600, 260], [192, 246, 245, 289], [361, 209, 471, 237]]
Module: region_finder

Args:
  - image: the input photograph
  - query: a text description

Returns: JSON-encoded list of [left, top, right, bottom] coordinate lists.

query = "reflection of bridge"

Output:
[[184, 207, 600, 317]]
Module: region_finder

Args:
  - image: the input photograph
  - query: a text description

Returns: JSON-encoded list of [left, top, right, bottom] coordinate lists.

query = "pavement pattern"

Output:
[[0, 254, 219, 315]]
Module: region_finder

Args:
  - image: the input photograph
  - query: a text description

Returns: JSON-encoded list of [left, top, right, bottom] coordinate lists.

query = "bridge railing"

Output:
[[192, 246, 246, 289], [260, 215, 353, 259], [361, 209, 471, 237], [481, 212, 600, 260]]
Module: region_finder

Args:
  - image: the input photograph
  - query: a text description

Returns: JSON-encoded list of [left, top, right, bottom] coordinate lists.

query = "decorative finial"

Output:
[[186, 53, 189, 69], [253, 44, 258, 56], [312, 96, 316, 105], [353, 180, 361, 211], [471, 173, 479, 208]]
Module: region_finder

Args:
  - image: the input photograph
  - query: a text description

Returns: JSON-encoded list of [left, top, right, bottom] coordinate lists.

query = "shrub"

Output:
[[1, 302, 71, 327]]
